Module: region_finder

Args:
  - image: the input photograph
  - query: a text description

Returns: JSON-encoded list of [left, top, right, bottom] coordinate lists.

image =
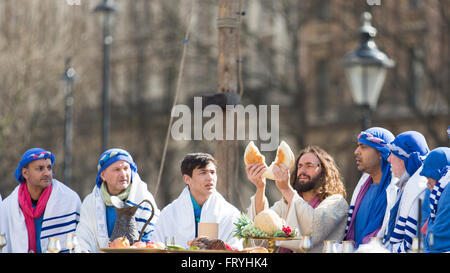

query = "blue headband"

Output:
[[95, 148, 137, 188], [387, 131, 429, 176], [447, 125, 450, 139], [420, 147, 450, 181], [14, 148, 55, 183], [357, 127, 395, 160]]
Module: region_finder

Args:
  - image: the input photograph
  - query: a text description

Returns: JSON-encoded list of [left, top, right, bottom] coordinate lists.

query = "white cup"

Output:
[[198, 222, 219, 239]]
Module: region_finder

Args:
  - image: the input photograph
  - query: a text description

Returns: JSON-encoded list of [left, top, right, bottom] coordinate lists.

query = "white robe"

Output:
[[247, 192, 349, 253], [150, 186, 243, 250], [75, 174, 159, 253], [0, 179, 81, 253], [382, 167, 427, 252]]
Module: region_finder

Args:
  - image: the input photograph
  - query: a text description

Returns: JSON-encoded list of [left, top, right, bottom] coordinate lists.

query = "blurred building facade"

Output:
[[0, 0, 448, 210]]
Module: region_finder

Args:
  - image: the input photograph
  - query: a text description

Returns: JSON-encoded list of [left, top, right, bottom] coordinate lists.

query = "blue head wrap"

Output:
[[357, 127, 395, 242], [387, 131, 429, 176], [14, 148, 55, 183], [420, 147, 450, 181], [447, 125, 450, 140], [95, 148, 138, 188]]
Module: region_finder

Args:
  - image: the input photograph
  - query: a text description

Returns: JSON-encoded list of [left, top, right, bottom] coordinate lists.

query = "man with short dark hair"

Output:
[[151, 153, 243, 250], [344, 127, 395, 246], [0, 148, 81, 253]]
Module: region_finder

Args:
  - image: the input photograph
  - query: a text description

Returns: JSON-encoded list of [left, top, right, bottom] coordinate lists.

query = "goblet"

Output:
[[341, 240, 355, 253], [66, 233, 75, 253], [301, 236, 312, 252], [411, 238, 422, 253], [48, 237, 61, 253], [0, 233, 6, 253], [322, 240, 337, 253]]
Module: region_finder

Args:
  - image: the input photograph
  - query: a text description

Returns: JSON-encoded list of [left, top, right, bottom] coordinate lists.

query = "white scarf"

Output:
[[0, 179, 81, 253], [93, 173, 159, 246], [387, 167, 427, 252], [150, 186, 243, 250]]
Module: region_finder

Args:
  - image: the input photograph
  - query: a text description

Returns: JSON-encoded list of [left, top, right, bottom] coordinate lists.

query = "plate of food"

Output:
[[234, 211, 300, 252], [99, 237, 169, 253]]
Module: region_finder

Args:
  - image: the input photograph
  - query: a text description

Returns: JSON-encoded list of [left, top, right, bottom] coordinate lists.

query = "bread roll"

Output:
[[264, 141, 295, 181], [244, 141, 267, 167]]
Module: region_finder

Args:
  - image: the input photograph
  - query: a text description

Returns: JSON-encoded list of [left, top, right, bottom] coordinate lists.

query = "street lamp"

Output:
[[342, 12, 394, 130], [94, 0, 117, 152]]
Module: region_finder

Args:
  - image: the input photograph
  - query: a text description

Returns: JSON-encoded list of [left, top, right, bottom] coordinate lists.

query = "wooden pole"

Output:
[[215, 0, 241, 201]]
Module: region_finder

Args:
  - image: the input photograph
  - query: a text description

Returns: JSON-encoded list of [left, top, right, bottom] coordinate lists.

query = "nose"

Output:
[[119, 168, 129, 178], [354, 146, 360, 156], [44, 167, 52, 176], [387, 154, 393, 163]]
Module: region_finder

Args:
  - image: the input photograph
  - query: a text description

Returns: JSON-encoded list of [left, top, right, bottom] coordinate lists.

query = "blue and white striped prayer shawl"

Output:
[[0, 179, 81, 253], [428, 171, 450, 222], [75, 173, 160, 253], [384, 167, 428, 252], [420, 147, 450, 222]]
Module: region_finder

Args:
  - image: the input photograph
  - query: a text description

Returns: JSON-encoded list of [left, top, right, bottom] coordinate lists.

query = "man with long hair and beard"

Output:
[[246, 146, 348, 253]]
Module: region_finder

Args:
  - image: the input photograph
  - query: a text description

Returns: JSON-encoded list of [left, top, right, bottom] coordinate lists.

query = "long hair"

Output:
[[290, 146, 347, 201]]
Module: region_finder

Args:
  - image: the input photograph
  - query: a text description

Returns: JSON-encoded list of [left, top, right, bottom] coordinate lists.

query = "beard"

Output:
[[292, 173, 322, 194]]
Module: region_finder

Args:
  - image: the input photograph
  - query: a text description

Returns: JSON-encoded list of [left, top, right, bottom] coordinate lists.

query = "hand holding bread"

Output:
[[244, 140, 295, 182]]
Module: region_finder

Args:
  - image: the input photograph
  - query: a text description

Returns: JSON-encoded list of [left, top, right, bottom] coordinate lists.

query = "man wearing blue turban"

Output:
[[344, 127, 395, 246], [382, 131, 429, 252], [420, 147, 450, 253], [0, 148, 81, 253], [75, 148, 160, 252]]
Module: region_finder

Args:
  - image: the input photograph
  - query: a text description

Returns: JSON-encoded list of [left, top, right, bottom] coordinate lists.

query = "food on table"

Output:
[[254, 209, 285, 235], [109, 236, 130, 248]]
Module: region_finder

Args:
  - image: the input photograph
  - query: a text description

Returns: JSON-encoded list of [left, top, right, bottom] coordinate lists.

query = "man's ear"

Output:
[[22, 168, 29, 181], [100, 171, 106, 182], [183, 174, 191, 185]]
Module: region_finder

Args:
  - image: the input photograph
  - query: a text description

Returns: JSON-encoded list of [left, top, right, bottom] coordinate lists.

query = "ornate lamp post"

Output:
[[342, 12, 395, 130]]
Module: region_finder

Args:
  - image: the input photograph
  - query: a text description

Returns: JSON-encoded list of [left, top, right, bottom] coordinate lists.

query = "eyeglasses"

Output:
[[297, 163, 321, 170]]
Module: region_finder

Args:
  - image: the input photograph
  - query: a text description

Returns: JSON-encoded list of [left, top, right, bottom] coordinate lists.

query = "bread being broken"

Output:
[[244, 141, 295, 181]]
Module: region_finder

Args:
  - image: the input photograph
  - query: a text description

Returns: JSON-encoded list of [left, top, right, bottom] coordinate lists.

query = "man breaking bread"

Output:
[[245, 144, 349, 252]]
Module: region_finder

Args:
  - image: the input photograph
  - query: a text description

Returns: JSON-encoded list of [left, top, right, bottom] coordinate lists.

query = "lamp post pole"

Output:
[[62, 58, 77, 187], [94, 0, 117, 152]]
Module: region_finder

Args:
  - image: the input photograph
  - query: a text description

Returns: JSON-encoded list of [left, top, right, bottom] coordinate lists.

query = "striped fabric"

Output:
[[41, 211, 80, 252], [429, 177, 450, 221], [344, 205, 355, 236], [387, 216, 418, 252], [125, 199, 158, 239], [382, 168, 427, 252], [0, 179, 81, 253]]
